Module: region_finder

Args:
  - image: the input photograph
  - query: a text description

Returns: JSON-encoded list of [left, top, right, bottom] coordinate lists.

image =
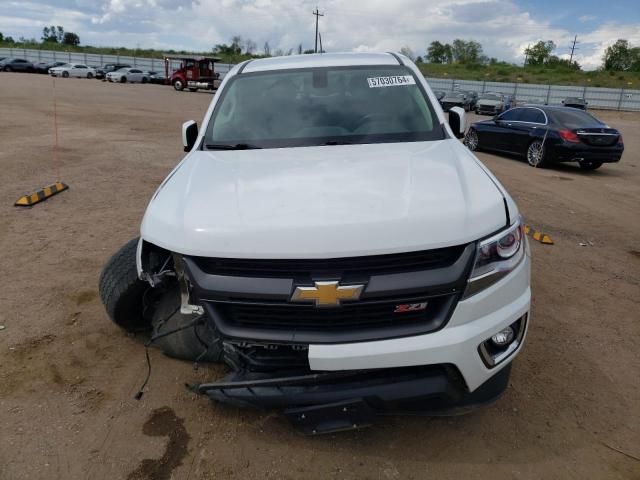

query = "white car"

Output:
[[99, 52, 530, 433], [105, 67, 149, 83], [48, 63, 96, 78]]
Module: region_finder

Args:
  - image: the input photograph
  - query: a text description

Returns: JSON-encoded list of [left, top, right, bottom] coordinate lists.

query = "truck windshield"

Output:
[[205, 66, 444, 149]]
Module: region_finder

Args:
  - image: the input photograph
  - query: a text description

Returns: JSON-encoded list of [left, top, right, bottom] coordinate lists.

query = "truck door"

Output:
[[185, 60, 195, 80]]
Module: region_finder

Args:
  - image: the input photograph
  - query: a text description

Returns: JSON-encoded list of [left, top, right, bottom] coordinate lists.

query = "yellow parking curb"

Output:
[[524, 224, 553, 245], [14, 182, 69, 207]]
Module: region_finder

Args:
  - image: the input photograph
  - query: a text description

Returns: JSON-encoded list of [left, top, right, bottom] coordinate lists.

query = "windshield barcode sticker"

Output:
[[367, 75, 416, 88]]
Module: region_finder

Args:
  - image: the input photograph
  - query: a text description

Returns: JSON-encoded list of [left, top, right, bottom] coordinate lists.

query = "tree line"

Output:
[[413, 39, 579, 70], [212, 35, 320, 60], [602, 39, 640, 71], [0, 26, 80, 46]]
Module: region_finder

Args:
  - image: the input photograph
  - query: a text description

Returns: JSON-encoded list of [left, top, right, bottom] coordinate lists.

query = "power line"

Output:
[[313, 7, 324, 53]]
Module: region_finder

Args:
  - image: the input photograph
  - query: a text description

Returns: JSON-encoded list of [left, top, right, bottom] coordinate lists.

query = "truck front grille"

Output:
[[203, 292, 459, 344], [217, 295, 449, 330], [191, 245, 465, 279], [186, 244, 474, 344]]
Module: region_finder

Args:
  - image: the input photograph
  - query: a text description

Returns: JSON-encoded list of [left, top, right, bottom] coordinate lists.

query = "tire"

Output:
[[173, 79, 184, 91], [120, 76, 127, 83], [87, 72, 93, 79], [62, 71, 69, 78], [141, 76, 148, 84], [4, 66, 12, 72], [579, 161, 603, 171], [152, 285, 222, 362], [99, 237, 150, 332], [526, 140, 546, 168], [463, 128, 479, 151]]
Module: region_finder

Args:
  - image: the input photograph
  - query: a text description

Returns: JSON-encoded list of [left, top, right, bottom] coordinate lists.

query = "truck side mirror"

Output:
[[448, 106, 466, 139], [182, 120, 198, 152]]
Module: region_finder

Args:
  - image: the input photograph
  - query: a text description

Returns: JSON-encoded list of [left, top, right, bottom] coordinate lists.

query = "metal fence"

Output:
[[425, 77, 640, 112], [0, 47, 234, 77], [2, 47, 639, 111]]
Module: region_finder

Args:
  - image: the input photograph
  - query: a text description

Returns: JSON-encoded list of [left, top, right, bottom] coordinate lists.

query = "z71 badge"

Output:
[[394, 302, 428, 313]]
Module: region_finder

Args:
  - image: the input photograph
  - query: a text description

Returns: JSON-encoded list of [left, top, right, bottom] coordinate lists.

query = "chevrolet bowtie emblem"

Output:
[[291, 281, 364, 307]]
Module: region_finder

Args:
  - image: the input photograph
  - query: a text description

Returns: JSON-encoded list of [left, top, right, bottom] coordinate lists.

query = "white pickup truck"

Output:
[[100, 52, 530, 434]]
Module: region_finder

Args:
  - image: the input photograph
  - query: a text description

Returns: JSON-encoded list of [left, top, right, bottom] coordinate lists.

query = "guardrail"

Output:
[[2, 47, 638, 111], [425, 77, 640, 112]]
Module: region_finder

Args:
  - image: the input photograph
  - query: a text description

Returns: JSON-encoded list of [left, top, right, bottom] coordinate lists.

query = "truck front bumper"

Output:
[[194, 252, 530, 432], [308, 251, 530, 392]]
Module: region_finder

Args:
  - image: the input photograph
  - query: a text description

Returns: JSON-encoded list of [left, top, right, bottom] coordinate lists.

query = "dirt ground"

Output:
[[0, 73, 638, 480]]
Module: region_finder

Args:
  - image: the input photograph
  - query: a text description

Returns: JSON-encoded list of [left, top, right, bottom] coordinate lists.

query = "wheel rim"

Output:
[[527, 141, 543, 166], [174, 80, 183, 90], [464, 130, 478, 151]]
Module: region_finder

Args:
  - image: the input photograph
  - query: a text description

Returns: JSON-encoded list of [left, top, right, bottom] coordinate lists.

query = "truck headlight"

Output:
[[463, 218, 525, 298]]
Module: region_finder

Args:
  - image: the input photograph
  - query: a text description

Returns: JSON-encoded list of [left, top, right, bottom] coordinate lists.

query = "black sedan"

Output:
[[563, 97, 588, 110], [463, 105, 623, 170], [95, 63, 132, 79], [33, 61, 67, 74], [0, 58, 34, 72], [433, 90, 447, 103], [461, 90, 478, 109]]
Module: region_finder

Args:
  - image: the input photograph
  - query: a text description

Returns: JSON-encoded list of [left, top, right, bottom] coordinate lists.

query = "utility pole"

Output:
[[569, 35, 579, 63], [319, 32, 323, 54], [313, 7, 324, 53]]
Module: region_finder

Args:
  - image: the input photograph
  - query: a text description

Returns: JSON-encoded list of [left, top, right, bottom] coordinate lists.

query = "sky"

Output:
[[0, 0, 639, 70]]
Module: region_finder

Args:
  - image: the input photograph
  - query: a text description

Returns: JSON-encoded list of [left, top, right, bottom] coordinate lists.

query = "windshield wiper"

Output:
[[205, 143, 262, 150], [324, 140, 353, 146]]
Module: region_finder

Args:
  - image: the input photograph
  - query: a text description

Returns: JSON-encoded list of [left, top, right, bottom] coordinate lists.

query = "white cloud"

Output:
[[577, 22, 640, 70], [0, 0, 638, 70]]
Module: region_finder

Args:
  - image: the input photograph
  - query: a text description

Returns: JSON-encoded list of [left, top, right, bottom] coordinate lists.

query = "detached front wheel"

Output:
[[99, 238, 222, 362], [99, 237, 150, 332], [151, 286, 222, 362]]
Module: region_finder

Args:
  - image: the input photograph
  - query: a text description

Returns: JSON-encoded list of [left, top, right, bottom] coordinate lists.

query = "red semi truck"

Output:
[[164, 55, 222, 92]]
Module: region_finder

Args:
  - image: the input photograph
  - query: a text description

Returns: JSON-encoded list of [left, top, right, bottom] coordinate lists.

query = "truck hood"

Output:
[[141, 140, 507, 258]]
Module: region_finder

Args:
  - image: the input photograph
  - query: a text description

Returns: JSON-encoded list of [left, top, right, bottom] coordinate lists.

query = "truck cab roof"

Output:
[[242, 52, 402, 73]]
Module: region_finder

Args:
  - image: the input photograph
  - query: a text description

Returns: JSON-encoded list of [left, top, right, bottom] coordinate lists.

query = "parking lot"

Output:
[[0, 73, 638, 479]]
